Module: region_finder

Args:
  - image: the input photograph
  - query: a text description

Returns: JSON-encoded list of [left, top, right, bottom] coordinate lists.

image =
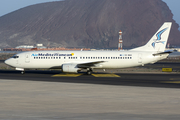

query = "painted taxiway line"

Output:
[[52, 73, 120, 77], [92, 74, 120, 77], [52, 73, 83, 77], [169, 78, 180, 80], [162, 81, 180, 84]]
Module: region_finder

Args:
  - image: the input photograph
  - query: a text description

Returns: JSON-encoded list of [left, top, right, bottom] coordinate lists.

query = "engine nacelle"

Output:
[[62, 64, 79, 73]]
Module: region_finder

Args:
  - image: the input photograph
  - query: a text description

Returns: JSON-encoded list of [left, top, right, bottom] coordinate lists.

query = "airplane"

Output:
[[5, 22, 172, 74]]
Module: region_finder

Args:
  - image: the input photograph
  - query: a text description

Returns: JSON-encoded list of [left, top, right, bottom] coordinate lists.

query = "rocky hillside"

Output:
[[0, 0, 179, 49]]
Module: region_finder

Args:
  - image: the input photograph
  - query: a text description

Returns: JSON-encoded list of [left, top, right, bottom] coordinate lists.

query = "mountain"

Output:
[[0, 0, 180, 49]]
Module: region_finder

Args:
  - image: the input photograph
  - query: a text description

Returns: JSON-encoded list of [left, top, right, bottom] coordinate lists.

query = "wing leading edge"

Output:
[[77, 61, 105, 68]]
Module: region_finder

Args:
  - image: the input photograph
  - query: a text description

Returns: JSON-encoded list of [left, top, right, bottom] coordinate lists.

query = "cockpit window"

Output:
[[12, 55, 19, 59]]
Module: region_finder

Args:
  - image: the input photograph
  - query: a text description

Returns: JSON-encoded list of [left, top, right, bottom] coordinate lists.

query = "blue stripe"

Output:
[[156, 28, 168, 40]]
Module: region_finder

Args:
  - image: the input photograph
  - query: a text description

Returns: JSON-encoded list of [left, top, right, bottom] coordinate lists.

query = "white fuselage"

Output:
[[4, 22, 172, 73], [5, 50, 168, 70]]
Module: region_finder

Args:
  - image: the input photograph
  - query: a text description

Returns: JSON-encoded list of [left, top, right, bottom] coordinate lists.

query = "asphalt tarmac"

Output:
[[1, 61, 180, 119], [0, 70, 180, 88]]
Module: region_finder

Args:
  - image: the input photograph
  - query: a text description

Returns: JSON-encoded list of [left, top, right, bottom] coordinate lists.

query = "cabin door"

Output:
[[138, 54, 142, 63], [25, 54, 30, 63]]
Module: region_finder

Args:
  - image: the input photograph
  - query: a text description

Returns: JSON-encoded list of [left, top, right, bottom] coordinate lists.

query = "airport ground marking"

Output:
[[52, 73, 83, 77], [92, 74, 120, 77], [169, 78, 180, 80], [161, 81, 180, 84]]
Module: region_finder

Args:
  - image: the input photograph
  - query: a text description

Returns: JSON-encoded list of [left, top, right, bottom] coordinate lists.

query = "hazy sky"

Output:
[[0, 0, 179, 29]]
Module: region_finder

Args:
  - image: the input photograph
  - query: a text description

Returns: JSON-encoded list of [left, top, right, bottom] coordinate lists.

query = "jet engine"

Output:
[[62, 64, 80, 73]]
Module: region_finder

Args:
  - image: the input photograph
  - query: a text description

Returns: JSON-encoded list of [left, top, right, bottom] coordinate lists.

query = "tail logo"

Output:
[[152, 28, 168, 48]]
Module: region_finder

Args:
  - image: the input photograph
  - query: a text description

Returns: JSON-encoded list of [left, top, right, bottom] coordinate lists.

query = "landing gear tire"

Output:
[[21, 71, 25, 74], [87, 70, 92, 75], [87, 68, 93, 75]]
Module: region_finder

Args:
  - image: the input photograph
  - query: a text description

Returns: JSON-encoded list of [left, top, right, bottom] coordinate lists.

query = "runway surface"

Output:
[[1, 62, 180, 119], [0, 70, 180, 120], [0, 70, 180, 88]]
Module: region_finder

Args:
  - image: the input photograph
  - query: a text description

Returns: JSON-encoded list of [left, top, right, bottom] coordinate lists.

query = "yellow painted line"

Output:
[[92, 74, 120, 77], [162, 68, 172, 72], [162, 81, 180, 84], [52, 73, 82, 77], [170, 78, 180, 80]]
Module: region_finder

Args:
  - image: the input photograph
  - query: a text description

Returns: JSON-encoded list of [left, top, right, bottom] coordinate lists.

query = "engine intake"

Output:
[[62, 64, 79, 73]]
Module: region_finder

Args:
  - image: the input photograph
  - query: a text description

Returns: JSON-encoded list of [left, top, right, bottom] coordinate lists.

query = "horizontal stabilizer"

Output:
[[153, 50, 175, 56]]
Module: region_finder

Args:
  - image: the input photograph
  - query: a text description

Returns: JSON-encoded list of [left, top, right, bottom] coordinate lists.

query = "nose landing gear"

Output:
[[15, 68, 25, 74], [21, 71, 25, 74]]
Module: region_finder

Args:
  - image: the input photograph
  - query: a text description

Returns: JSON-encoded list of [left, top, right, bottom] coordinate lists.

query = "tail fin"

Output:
[[130, 22, 172, 52]]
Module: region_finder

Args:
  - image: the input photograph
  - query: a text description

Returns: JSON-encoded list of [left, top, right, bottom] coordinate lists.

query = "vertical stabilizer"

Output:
[[130, 22, 172, 52]]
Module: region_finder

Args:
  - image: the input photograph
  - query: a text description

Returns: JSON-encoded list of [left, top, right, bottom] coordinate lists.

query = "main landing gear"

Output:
[[87, 68, 93, 75]]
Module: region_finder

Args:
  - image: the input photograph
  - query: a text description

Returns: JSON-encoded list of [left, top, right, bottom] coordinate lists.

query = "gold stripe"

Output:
[[170, 78, 180, 80], [52, 73, 82, 77], [162, 81, 180, 84], [162, 68, 172, 72], [92, 74, 120, 77]]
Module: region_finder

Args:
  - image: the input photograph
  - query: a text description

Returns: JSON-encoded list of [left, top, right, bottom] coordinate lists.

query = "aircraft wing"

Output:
[[77, 61, 105, 68]]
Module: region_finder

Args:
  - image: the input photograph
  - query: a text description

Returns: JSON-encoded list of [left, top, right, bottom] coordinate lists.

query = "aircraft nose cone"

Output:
[[5, 59, 8, 64], [5, 59, 10, 65]]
